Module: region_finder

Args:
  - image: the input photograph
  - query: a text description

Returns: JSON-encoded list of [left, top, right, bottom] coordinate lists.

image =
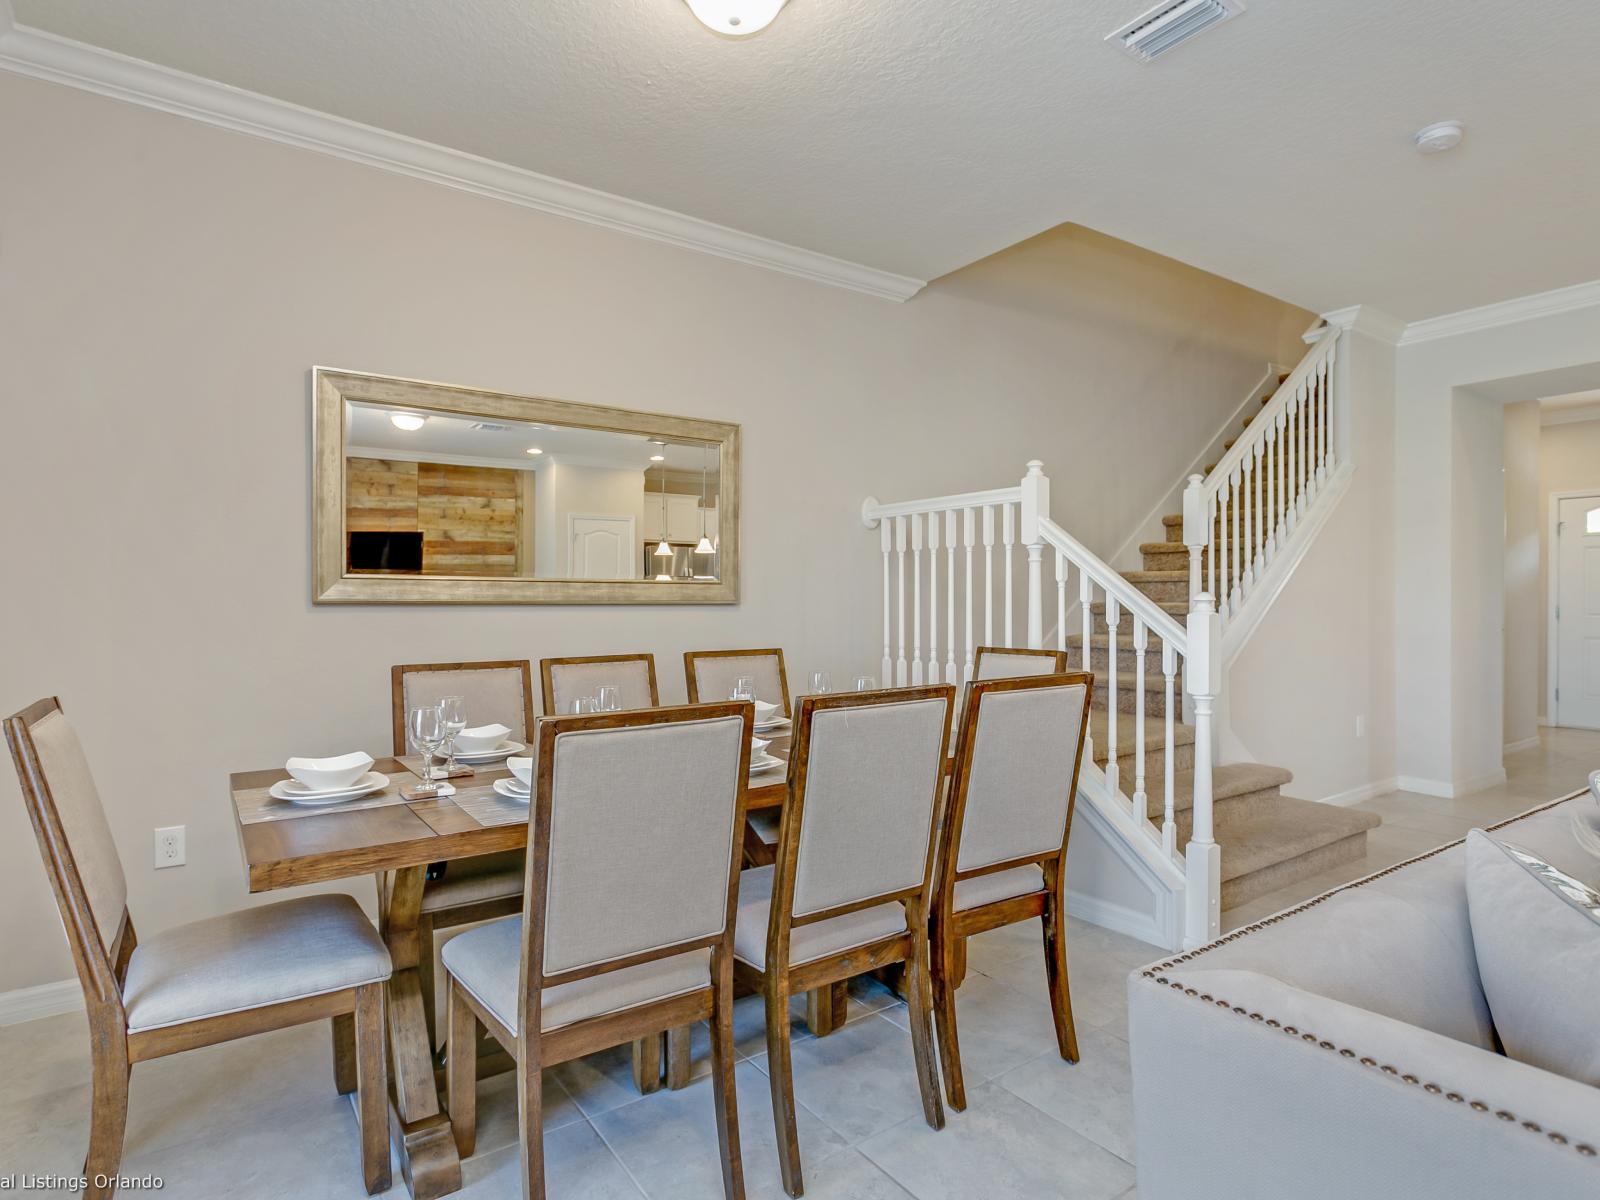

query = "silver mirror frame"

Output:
[[312, 367, 740, 604]]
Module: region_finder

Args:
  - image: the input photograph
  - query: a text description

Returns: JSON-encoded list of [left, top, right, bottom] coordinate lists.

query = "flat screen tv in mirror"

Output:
[[312, 369, 739, 604]]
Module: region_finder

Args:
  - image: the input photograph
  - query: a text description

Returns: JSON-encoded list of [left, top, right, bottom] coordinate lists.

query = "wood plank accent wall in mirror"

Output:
[[313, 368, 740, 604]]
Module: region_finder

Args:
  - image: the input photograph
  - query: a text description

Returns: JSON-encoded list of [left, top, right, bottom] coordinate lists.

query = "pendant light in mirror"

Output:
[[652, 442, 673, 563], [695, 443, 716, 554]]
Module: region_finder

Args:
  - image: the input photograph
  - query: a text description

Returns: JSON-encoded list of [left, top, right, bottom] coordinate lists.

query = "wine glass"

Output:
[[408, 705, 446, 784], [809, 670, 831, 695], [438, 695, 467, 774], [731, 675, 756, 703], [596, 685, 621, 713], [573, 697, 599, 714], [853, 674, 877, 693]]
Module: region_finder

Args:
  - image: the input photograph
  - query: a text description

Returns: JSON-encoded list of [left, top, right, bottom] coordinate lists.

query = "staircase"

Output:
[[861, 324, 1373, 947]]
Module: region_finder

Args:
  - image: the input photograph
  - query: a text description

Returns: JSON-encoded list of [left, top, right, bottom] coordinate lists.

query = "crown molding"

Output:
[[1318, 304, 1406, 347], [1397, 278, 1600, 346], [0, 22, 926, 304]]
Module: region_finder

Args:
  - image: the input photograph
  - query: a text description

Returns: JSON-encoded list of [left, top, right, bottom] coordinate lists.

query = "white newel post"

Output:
[[1183, 592, 1223, 949], [876, 512, 892, 688], [1020, 461, 1049, 649], [1181, 474, 1205, 604]]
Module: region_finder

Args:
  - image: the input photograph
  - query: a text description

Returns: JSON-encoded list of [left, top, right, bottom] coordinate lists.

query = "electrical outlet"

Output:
[[1355, 715, 1365, 739], [154, 826, 185, 869]]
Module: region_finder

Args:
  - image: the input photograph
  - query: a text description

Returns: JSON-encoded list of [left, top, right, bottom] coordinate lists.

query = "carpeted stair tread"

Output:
[[1088, 709, 1194, 754], [1216, 797, 1380, 885]]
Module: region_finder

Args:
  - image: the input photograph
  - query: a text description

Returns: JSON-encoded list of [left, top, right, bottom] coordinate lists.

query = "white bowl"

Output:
[[751, 736, 771, 755], [506, 756, 534, 788], [454, 723, 513, 754], [285, 751, 374, 792], [752, 700, 780, 723]]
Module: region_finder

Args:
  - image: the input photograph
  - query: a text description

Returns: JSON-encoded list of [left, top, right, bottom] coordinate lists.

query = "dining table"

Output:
[[229, 728, 793, 1200]]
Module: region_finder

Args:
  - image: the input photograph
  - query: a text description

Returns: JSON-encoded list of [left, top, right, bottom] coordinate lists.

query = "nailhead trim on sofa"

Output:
[[1135, 791, 1598, 1163]]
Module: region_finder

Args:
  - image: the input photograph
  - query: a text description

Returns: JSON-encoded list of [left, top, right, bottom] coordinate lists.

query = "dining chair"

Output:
[[441, 703, 753, 1200], [539, 653, 659, 716], [972, 645, 1069, 678], [392, 659, 535, 1054], [734, 686, 954, 1197], [685, 648, 791, 861], [928, 671, 1092, 1111], [5, 698, 393, 1198]]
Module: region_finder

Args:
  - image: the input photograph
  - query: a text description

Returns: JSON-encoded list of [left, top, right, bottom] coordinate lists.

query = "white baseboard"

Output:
[[0, 978, 83, 1027], [1537, 715, 1552, 727], [1503, 735, 1541, 754], [1396, 769, 1508, 799], [1064, 889, 1168, 952], [1316, 777, 1399, 807]]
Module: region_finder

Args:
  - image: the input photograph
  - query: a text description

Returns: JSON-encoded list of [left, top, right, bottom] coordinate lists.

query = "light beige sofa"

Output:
[[1129, 794, 1600, 1199]]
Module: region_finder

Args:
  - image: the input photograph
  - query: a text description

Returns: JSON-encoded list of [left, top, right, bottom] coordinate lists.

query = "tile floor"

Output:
[[3, 728, 1595, 1199]]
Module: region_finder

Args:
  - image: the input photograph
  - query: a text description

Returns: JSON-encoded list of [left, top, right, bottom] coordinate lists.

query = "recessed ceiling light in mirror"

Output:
[[683, 0, 788, 37], [390, 413, 426, 431]]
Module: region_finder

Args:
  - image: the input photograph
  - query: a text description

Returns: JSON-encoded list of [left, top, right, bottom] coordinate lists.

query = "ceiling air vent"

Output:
[[1107, 0, 1244, 62], [469, 421, 513, 432]]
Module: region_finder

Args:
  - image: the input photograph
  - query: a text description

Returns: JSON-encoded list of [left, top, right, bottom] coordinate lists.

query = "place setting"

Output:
[[237, 751, 401, 825]]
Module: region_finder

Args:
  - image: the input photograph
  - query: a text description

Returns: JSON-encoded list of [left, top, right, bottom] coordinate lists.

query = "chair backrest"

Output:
[[5, 697, 131, 1008], [521, 704, 751, 1012], [973, 646, 1068, 680], [684, 649, 791, 714], [391, 660, 535, 755], [775, 687, 953, 926], [540, 654, 659, 716], [940, 673, 1092, 889]]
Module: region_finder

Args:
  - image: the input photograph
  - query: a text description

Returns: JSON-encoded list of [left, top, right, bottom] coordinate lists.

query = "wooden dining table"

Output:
[[229, 731, 793, 1200]]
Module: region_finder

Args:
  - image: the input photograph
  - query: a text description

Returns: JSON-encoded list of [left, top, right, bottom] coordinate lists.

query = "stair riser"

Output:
[[1091, 736, 1195, 779], [1127, 576, 1189, 604], [1165, 786, 1285, 841], [1085, 643, 1169, 676], [1221, 831, 1369, 910], [1091, 684, 1174, 718]]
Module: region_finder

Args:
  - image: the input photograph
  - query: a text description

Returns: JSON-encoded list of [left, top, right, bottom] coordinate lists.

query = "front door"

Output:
[[1555, 494, 1600, 729]]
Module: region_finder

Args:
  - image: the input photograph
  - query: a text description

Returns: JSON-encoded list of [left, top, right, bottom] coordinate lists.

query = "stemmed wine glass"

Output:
[[809, 670, 831, 695], [731, 675, 756, 703], [408, 705, 446, 785], [853, 675, 877, 692], [438, 695, 467, 774]]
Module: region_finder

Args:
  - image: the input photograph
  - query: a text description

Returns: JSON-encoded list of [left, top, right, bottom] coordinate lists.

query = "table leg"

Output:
[[381, 867, 464, 1199]]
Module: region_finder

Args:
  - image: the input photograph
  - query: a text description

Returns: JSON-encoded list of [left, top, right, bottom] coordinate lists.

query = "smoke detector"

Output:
[[1414, 121, 1465, 154], [1107, 0, 1245, 62]]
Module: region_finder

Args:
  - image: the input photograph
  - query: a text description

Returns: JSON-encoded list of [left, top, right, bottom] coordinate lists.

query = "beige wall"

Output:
[[0, 72, 1309, 994], [1537, 417, 1600, 717], [1502, 400, 1541, 746]]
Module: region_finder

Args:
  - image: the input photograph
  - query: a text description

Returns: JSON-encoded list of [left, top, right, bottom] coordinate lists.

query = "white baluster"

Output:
[[1242, 448, 1255, 593], [1252, 441, 1264, 584], [1215, 488, 1229, 625], [1162, 641, 1177, 859], [962, 506, 976, 683], [1230, 468, 1242, 616], [911, 513, 924, 686], [895, 515, 908, 687], [1132, 616, 1148, 822], [1055, 550, 1068, 654], [1020, 462, 1049, 651], [982, 504, 996, 648], [880, 518, 892, 686], [1003, 503, 1016, 647], [1265, 417, 1278, 561], [1184, 594, 1222, 949], [926, 509, 941, 685], [1325, 338, 1341, 473], [1182, 474, 1204, 605], [1286, 394, 1299, 534], [1104, 593, 1121, 799], [1079, 571, 1094, 767], [945, 510, 958, 684], [1297, 382, 1310, 521]]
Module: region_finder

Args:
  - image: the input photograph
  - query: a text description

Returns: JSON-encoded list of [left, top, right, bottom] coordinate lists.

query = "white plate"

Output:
[[493, 777, 532, 804], [754, 717, 791, 733], [270, 771, 388, 806], [453, 740, 525, 764], [749, 754, 785, 776]]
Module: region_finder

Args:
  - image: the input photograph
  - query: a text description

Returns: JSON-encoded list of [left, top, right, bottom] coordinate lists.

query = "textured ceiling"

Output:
[[13, 0, 1600, 319]]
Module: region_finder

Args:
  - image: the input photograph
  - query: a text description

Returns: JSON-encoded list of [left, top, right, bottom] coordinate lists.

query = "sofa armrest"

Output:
[[1129, 966, 1600, 1200]]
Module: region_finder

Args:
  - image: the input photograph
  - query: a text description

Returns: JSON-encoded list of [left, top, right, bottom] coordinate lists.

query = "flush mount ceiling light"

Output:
[[1414, 120, 1465, 154], [389, 412, 426, 431], [684, 0, 788, 37], [1107, 0, 1244, 62]]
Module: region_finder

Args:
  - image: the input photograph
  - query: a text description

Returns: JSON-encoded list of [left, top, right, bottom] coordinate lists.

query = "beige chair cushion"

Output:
[[401, 666, 531, 744], [733, 864, 907, 971], [953, 864, 1046, 911], [122, 895, 390, 1032], [29, 710, 127, 954], [442, 916, 711, 1034], [421, 850, 526, 913], [545, 659, 655, 715], [691, 653, 788, 711]]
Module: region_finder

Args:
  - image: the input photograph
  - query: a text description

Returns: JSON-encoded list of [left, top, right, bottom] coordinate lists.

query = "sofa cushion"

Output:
[[1466, 829, 1600, 1085]]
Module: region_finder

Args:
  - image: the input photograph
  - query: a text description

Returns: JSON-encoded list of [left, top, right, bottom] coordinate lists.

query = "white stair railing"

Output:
[[1182, 328, 1343, 625], [864, 462, 1223, 946]]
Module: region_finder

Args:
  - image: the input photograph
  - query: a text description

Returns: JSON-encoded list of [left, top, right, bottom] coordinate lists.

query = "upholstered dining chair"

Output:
[[442, 703, 753, 1200], [539, 653, 658, 716], [928, 671, 1092, 1110], [685, 648, 791, 861], [392, 659, 535, 1054], [972, 645, 1069, 679], [4, 698, 392, 1198], [734, 686, 954, 1197]]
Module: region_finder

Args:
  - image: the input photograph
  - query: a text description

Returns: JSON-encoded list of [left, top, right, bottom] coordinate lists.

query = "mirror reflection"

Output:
[[342, 401, 722, 582]]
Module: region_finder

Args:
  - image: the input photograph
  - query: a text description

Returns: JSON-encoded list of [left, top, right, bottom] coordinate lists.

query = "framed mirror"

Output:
[[312, 368, 739, 604]]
